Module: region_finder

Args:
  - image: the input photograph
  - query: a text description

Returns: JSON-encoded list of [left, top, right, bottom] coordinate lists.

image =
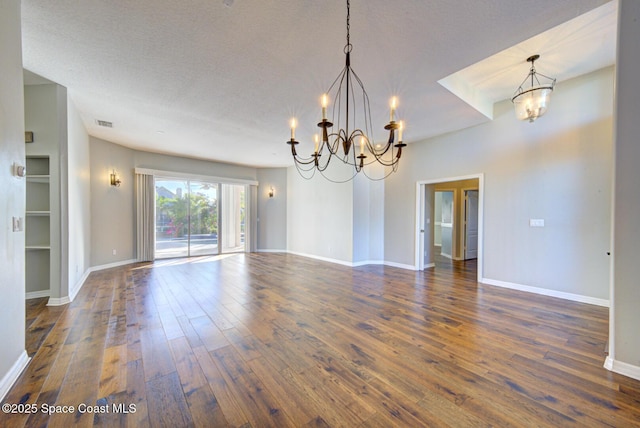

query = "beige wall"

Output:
[[89, 137, 259, 267], [385, 66, 614, 302], [610, 0, 640, 378], [67, 97, 91, 295], [0, 0, 27, 399], [256, 168, 287, 251]]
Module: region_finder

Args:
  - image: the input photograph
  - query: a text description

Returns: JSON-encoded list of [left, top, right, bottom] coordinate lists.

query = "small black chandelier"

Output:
[[287, 0, 405, 182], [512, 54, 556, 123]]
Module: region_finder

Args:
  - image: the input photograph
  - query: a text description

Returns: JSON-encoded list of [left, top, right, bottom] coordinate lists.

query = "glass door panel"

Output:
[[155, 178, 244, 259], [221, 184, 246, 253], [189, 181, 219, 256], [156, 179, 189, 259]]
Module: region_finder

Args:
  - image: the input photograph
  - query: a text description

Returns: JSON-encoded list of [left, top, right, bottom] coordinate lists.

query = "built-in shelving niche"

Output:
[[25, 156, 51, 297]]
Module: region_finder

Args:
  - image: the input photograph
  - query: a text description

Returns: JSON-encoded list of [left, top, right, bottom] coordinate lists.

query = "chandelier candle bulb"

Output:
[[321, 94, 328, 120], [398, 121, 404, 142], [390, 97, 398, 122], [290, 118, 296, 140], [314, 133, 319, 153], [360, 136, 365, 154]]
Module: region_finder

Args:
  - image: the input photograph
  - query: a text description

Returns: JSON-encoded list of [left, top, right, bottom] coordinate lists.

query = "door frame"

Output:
[[415, 173, 484, 282]]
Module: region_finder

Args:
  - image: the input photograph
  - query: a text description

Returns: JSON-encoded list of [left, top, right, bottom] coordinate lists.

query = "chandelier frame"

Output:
[[287, 0, 405, 182]]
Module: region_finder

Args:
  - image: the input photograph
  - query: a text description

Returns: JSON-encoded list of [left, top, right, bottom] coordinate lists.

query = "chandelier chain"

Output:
[[345, 0, 352, 53]]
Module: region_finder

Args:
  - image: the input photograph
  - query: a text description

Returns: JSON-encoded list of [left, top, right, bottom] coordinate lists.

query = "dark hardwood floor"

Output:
[[3, 253, 640, 427]]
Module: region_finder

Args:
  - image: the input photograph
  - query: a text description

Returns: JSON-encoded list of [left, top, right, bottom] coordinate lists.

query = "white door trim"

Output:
[[415, 173, 484, 282]]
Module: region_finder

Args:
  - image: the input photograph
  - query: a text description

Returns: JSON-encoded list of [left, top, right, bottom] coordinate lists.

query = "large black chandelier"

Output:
[[287, 0, 405, 182]]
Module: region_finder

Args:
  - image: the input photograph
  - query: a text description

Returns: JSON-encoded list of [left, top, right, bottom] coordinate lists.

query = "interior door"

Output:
[[464, 190, 479, 260]]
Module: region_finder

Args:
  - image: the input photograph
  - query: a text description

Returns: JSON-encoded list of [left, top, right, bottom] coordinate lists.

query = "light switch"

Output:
[[12, 216, 23, 232], [529, 219, 545, 227]]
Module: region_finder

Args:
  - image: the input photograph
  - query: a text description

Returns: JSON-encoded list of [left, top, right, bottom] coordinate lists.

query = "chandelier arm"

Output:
[[290, 147, 319, 166], [315, 148, 336, 172], [513, 73, 533, 97], [324, 131, 348, 156], [326, 66, 349, 95], [361, 165, 396, 181], [349, 68, 375, 136], [366, 154, 400, 167], [533, 71, 557, 85], [294, 162, 317, 180], [319, 168, 358, 184]]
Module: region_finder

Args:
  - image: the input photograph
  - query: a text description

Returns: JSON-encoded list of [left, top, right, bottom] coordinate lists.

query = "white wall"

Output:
[[67, 96, 91, 295], [609, 0, 640, 379], [353, 164, 385, 264], [256, 168, 287, 251], [90, 137, 258, 266], [0, 0, 27, 400], [385, 66, 614, 301], [287, 162, 354, 263]]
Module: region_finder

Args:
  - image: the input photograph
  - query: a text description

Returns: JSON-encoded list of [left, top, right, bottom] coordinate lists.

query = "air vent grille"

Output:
[[96, 120, 113, 128]]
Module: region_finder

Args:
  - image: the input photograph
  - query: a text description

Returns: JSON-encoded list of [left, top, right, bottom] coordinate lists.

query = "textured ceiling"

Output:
[[21, 0, 614, 168]]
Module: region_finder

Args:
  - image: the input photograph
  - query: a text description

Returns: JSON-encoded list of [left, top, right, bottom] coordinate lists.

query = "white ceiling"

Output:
[[21, 0, 616, 168]]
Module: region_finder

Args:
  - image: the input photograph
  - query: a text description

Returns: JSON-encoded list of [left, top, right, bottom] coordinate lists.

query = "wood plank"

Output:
[[145, 372, 193, 428]]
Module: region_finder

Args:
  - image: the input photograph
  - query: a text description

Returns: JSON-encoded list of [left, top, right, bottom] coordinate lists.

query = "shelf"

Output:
[[26, 211, 50, 216], [26, 245, 51, 250], [26, 175, 50, 183]]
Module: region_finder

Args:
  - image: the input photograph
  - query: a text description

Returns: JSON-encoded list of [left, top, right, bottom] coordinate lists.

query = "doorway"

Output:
[[416, 175, 483, 281]]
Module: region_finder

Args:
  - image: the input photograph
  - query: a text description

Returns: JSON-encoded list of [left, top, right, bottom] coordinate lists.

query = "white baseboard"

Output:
[[256, 249, 286, 253], [604, 356, 640, 381], [69, 269, 91, 302], [47, 296, 71, 306], [285, 250, 418, 271], [481, 277, 610, 307], [424, 263, 436, 269], [25, 289, 50, 300], [286, 251, 355, 267], [39, 259, 137, 307], [90, 258, 138, 272], [0, 350, 30, 402], [384, 260, 418, 271], [352, 260, 384, 267], [440, 252, 452, 259]]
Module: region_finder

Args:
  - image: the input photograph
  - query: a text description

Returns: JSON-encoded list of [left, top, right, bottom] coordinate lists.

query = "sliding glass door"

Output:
[[220, 184, 245, 253], [155, 179, 219, 259], [189, 181, 219, 256]]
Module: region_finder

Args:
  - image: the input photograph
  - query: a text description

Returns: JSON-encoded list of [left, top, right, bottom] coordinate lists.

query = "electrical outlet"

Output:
[[529, 219, 545, 228], [112, 249, 117, 255]]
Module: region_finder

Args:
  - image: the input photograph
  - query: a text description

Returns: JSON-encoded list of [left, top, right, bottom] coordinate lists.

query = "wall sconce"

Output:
[[268, 186, 274, 198], [110, 170, 121, 187]]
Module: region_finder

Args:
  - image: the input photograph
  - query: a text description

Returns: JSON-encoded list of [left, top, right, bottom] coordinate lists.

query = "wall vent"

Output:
[[96, 119, 113, 128]]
